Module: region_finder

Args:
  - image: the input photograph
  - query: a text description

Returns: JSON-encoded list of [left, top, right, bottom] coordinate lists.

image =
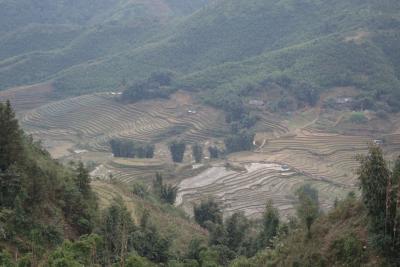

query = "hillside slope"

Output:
[[1, 0, 399, 107], [0, 0, 209, 93]]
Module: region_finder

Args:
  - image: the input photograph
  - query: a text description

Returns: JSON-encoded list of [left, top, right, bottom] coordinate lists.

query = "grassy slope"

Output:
[[91, 180, 207, 255], [245, 198, 384, 266]]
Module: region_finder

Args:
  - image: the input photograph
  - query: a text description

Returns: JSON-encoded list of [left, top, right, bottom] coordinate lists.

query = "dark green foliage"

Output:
[[330, 233, 364, 266], [110, 139, 155, 159], [153, 173, 178, 205], [192, 143, 203, 163], [296, 184, 320, 239], [357, 145, 390, 243], [0, 101, 23, 172], [224, 131, 255, 153], [75, 162, 90, 196], [208, 146, 220, 159], [126, 253, 155, 267], [121, 72, 175, 103], [169, 140, 186, 163], [131, 224, 171, 263], [131, 182, 150, 199], [99, 197, 136, 265], [186, 238, 207, 262], [224, 213, 250, 253], [193, 199, 223, 228], [0, 250, 14, 267], [258, 201, 280, 249], [0, 102, 98, 264], [48, 234, 103, 266]]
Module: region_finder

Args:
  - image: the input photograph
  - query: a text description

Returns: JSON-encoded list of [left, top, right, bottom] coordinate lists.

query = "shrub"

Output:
[[347, 112, 368, 124], [331, 233, 364, 266]]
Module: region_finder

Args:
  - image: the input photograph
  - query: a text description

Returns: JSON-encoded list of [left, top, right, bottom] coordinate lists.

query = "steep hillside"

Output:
[[0, 0, 209, 93], [1, 0, 400, 106], [1, 0, 398, 108]]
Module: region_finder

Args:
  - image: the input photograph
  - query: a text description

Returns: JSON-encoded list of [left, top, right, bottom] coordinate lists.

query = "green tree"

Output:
[[192, 143, 203, 163], [225, 212, 250, 252], [194, 199, 223, 228], [152, 173, 177, 205], [75, 162, 91, 196], [208, 146, 219, 159], [296, 184, 319, 239], [0, 100, 23, 171], [393, 157, 400, 252], [169, 140, 186, 163], [357, 145, 390, 247], [0, 250, 15, 267], [100, 198, 135, 265], [258, 200, 280, 249], [224, 130, 254, 153]]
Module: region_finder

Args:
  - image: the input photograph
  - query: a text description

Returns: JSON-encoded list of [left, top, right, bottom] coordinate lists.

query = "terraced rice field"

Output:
[[178, 122, 400, 218], [177, 162, 346, 219], [12, 87, 400, 219], [20, 92, 227, 154], [0, 83, 55, 111], [91, 157, 173, 183]]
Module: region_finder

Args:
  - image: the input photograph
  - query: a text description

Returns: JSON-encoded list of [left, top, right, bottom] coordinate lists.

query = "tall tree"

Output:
[[296, 184, 319, 239], [0, 100, 23, 171], [192, 143, 203, 163], [76, 162, 91, 196], [225, 212, 249, 252], [168, 140, 186, 163], [194, 199, 223, 228], [152, 173, 177, 205], [0, 101, 23, 171], [258, 200, 280, 248], [391, 157, 400, 251], [357, 145, 390, 241], [0, 101, 23, 209]]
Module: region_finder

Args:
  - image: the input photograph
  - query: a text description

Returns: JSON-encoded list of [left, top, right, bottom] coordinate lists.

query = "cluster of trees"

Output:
[[110, 139, 155, 159], [224, 130, 255, 153], [208, 146, 220, 159], [204, 95, 257, 154], [153, 173, 178, 205], [191, 143, 203, 163], [168, 140, 224, 163], [121, 72, 175, 103], [191, 198, 285, 265], [168, 140, 186, 163], [0, 101, 98, 264]]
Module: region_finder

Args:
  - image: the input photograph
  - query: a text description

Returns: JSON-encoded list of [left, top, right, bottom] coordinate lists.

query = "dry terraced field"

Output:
[[5, 87, 400, 218]]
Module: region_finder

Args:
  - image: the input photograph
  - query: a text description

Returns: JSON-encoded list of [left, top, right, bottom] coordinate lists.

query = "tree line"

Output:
[[110, 139, 155, 159]]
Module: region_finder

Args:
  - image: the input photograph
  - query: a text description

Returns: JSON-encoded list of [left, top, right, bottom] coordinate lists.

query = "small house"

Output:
[[249, 100, 264, 106]]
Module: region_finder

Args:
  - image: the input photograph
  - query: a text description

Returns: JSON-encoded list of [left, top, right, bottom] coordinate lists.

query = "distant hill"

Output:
[[0, 0, 399, 108], [0, 0, 209, 92]]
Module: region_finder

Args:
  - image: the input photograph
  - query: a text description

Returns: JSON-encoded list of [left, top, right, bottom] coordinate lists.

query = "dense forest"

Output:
[[1, 102, 400, 265]]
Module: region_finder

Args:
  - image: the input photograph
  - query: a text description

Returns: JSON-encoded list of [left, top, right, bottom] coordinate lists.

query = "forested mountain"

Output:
[[0, 0, 209, 93], [0, 0, 399, 109]]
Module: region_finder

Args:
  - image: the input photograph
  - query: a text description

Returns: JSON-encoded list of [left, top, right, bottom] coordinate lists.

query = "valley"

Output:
[[3, 85, 399, 219]]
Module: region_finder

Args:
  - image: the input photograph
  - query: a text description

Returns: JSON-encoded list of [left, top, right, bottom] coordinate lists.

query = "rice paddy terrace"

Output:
[[20, 91, 227, 155], [176, 108, 400, 218], [5, 86, 400, 218]]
